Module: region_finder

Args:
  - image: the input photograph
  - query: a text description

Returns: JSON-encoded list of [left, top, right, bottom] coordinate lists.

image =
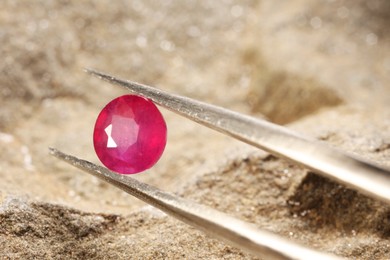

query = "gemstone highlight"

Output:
[[93, 95, 167, 174]]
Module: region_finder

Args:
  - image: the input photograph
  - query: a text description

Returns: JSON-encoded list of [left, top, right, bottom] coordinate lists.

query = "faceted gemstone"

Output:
[[93, 95, 167, 174]]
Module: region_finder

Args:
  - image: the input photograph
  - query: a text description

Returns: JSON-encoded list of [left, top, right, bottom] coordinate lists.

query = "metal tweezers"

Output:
[[50, 69, 390, 259]]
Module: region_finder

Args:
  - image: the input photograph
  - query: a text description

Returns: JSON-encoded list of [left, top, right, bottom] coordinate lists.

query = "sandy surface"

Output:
[[1, 0, 389, 259]]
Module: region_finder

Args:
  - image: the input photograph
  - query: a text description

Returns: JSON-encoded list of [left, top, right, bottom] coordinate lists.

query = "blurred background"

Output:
[[0, 0, 389, 258]]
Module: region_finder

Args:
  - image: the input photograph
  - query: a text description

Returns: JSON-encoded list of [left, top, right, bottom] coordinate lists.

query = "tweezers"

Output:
[[50, 69, 390, 259]]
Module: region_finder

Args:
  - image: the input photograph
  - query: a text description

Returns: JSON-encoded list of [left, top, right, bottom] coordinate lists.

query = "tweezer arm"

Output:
[[87, 69, 390, 205], [50, 148, 342, 260]]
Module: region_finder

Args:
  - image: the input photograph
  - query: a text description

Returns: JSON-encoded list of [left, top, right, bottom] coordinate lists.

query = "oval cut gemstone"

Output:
[[93, 95, 167, 174]]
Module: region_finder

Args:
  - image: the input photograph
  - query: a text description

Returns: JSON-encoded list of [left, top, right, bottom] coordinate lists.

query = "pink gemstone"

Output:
[[93, 95, 167, 174]]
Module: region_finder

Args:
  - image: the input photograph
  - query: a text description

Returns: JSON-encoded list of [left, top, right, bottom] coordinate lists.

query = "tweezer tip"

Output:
[[85, 68, 122, 86], [84, 67, 96, 74], [49, 147, 72, 161], [49, 147, 65, 159], [84, 68, 105, 78], [48, 147, 57, 154]]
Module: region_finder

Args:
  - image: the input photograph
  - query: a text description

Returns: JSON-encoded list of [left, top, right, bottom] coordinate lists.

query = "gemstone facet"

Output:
[[93, 95, 167, 174]]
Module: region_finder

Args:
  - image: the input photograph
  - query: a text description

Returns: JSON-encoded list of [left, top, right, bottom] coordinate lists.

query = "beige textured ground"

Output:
[[0, 0, 389, 259]]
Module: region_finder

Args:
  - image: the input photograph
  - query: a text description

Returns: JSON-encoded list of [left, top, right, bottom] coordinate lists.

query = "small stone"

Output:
[[93, 95, 167, 174]]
